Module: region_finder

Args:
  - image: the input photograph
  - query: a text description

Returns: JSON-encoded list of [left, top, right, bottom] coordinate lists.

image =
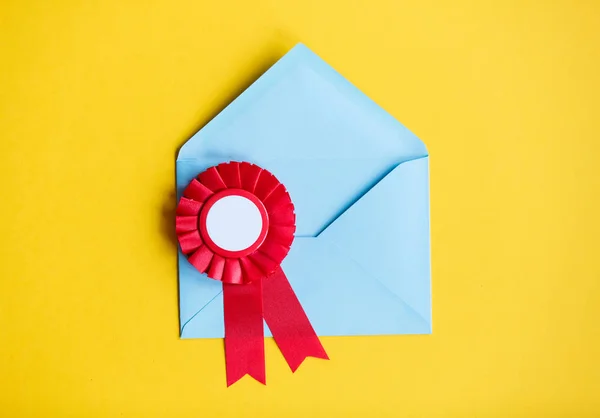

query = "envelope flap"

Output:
[[318, 156, 431, 325], [177, 43, 426, 162], [176, 44, 427, 236]]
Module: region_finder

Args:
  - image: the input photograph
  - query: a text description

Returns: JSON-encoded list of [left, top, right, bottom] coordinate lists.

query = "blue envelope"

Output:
[[177, 44, 431, 339]]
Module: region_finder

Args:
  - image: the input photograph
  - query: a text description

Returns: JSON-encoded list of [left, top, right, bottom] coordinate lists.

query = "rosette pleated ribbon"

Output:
[[175, 161, 328, 386]]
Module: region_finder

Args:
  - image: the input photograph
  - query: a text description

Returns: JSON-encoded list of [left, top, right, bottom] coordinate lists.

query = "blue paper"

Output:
[[177, 44, 431, 338]]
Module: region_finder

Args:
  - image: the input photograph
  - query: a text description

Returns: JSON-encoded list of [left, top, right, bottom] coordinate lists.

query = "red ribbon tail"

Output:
[[223, 281, 266, 386], [263, 267, 329, 372]]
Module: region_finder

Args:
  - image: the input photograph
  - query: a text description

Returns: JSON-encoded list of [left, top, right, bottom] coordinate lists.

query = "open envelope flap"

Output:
[[176, 43, 427, 237], [177, 43, 425, 161], [317, 156, 431, 328]]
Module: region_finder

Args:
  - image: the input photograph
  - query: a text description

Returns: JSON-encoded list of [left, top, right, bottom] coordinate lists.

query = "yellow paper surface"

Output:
[[1, 0, 599, 416]]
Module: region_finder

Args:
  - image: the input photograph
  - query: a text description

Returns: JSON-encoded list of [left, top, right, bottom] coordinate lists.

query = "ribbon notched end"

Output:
[[226, 368, 267, 387], [285, 340, 330, 373]]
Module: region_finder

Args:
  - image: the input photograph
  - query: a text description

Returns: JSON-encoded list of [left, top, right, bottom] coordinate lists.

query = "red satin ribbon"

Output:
[[223, 280, 265, 386], [223, 267, 328, 386]]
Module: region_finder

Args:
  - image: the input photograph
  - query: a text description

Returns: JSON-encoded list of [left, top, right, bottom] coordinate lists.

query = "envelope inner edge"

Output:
[[180, 290, 223, 335]]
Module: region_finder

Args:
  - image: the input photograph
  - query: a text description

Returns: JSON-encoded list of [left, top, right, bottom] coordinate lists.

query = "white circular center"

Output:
[[205, 195, 263, 252]]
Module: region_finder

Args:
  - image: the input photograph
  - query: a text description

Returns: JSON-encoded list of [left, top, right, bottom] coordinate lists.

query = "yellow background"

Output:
[[1, 0, 599, 416]]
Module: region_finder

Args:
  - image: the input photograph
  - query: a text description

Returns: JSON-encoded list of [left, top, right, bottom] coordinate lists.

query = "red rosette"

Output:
[[176, 161, 326, 387], [176, 162, 296, 285]]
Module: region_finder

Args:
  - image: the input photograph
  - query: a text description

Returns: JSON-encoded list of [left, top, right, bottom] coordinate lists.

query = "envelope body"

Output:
[[177, 44, 431, 338]]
